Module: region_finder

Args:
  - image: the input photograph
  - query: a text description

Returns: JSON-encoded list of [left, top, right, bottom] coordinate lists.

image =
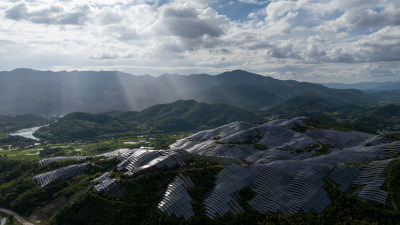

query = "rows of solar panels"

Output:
[[91, 172, 126, 197], [163, 137, 400, 219], [31, 142, 400, 215], [31, 148, 242, 196], [158, 173, 195, 219], [170, 117, 383, 162], [39, 156, 92, 166], [201, 155, 399, 219], [32, 163, 87, 187], [29, 117, 400, 219]]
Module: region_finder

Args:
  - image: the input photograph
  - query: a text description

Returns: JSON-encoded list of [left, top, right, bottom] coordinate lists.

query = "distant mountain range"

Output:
[[321, 81, 400, 91], [0, 69, 372, 116]]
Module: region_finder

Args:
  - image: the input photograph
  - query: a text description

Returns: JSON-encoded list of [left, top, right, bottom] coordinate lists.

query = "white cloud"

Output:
[[0, 0, 399, 82]]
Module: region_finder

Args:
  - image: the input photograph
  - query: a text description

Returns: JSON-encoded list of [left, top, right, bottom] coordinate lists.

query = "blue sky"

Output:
[[0, 0, 399, 83]]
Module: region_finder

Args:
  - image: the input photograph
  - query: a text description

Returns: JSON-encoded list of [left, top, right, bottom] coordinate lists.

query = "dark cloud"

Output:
[[266, 43, 300, 59], [302, 45, 326, 63], [164, 7, 198, 18], [4, 3, 27, 20], [248, 43, 272, 50], [301, 27, 400, 64], [4, 3, 90, 25], [341, 8, 400, 29], [89, 53, 119, 60], [163, 7, 225, 39]]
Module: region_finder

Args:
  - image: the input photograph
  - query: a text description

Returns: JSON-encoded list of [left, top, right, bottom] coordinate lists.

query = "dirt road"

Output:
[[0, 208, 33, 225]]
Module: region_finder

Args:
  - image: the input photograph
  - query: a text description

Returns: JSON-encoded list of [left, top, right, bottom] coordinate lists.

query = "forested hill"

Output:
[[0, 69, 371, 116], [34, 100, 262, 141], [0, 114, 48, 135]]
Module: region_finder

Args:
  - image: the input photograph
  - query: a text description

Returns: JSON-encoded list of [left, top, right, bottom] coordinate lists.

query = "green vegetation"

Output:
[[268, 95, 365, 120], [0, 114, 48, 136], [388, 161, 400, 210], [0, 136, 36, 149], [34, 112, 130, 142], [5, 215, 15, 225], [35, 100, 261, 142], [267, 97, 400, 134]]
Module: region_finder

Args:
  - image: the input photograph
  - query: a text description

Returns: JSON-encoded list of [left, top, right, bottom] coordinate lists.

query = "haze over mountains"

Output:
[[0, 69, 373, 116], [321, 81, 400, 91]]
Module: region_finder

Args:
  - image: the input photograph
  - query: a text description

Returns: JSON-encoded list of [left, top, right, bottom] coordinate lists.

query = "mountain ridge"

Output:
[[0, 69, 372, 116]]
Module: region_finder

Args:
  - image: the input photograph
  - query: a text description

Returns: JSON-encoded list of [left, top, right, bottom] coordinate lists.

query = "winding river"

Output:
[[9, 126, 42, 140]]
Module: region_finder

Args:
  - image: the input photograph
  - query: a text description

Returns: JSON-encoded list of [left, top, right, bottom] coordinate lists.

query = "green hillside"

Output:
[[268, 95, 364, 119], [0, 114, 48, 135], [34, 113, 130, 141], [35, 100, 262, 141], [268, 96, 400, 133]]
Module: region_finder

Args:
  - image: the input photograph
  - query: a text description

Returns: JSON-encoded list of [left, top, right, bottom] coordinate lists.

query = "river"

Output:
[[9, 126, 42, 140]]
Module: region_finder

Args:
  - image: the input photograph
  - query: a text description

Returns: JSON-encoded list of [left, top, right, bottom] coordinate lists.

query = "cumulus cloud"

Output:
[[332, 7, 400, 30], [238, 0, 267, 5], [0, 0, 399, 82], [5, 2, 90, 25], [161, 7, 227, 39], [99, 7, 122, 25], [266, 41, 300, 59]]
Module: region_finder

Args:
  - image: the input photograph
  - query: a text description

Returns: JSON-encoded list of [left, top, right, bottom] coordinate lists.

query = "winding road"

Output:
[[0, 208, 33, 225]]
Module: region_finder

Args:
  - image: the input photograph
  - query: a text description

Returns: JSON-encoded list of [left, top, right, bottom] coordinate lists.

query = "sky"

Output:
[[0, 0, 399, 83]]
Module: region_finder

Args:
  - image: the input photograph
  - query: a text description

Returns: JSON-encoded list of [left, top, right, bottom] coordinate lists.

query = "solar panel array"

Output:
[[305, 141, 400, 165], [92, 172, 126, 197], [158, 173, 195, 219], [202, 162, 334, 219], [32, 163, 87, 187], [248, 162, 332, 214], [30, 118, 400, 219], [354, 159, 396, 203], [202, 146, 400, 219], [306, 129, 375, 148], [327, 165, 361, 192], [39, 156, 92, 166], [169, 117, 389, 165], [97, 148, 132, 160], [245, 150, 315, 164], [116, 149, 190, 176], [204, 165, 249, 218], [94, 148, 244, 176], [191, 154, 242, 165]]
